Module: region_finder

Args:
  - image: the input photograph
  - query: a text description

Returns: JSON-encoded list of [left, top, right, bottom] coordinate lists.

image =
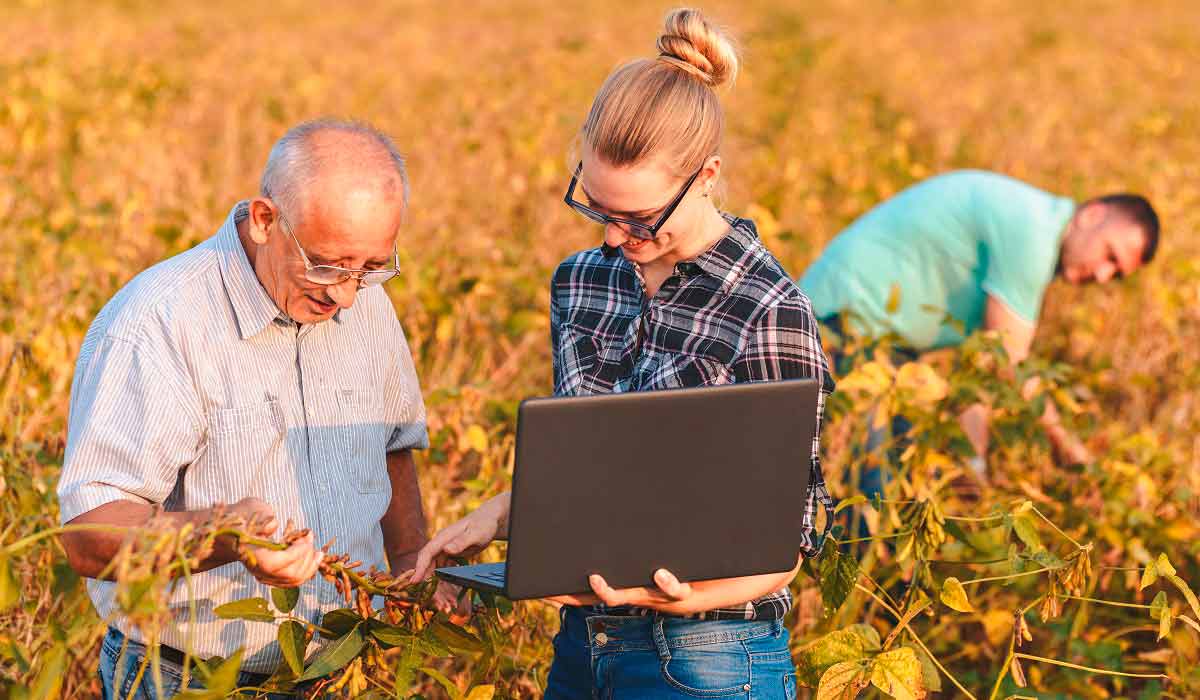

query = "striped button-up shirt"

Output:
[[58, 202, 429, 673], [550, 215, 835, 620]]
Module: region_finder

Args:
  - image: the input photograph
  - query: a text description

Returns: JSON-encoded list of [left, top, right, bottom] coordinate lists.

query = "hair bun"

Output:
[[655, 8, 739, 87]]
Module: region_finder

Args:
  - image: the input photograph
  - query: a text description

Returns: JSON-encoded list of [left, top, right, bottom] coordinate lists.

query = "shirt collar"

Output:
[[601, 214, 763, 296], [686, 214, 763, 295], [217, 201, 287, 340]]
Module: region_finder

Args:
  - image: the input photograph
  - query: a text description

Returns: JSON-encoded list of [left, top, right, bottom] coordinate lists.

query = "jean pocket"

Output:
[[782, 671, 797, 700], [659, 640, 751, 697]]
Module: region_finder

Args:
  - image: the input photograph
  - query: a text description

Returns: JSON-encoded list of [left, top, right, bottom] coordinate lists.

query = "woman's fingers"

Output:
[[653, 568, 692, 600]]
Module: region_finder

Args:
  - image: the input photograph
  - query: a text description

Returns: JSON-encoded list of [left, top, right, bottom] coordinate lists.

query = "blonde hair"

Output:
[[579, 8, 739, 178]]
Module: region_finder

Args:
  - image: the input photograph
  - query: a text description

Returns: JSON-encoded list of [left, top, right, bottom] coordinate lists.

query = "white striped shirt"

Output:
[[58, 202, 428, 673]]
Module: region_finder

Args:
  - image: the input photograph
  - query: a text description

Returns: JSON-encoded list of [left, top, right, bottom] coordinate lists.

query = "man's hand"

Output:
[[229, 498, 324, 588]]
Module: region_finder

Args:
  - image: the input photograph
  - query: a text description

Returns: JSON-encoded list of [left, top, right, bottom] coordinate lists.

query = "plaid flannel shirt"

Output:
[[549, 214, 835, 620]]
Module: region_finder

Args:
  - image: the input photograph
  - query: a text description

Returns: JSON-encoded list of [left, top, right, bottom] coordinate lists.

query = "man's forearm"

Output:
[[381, 450, 429, 572], [62, 501, 239, 580]]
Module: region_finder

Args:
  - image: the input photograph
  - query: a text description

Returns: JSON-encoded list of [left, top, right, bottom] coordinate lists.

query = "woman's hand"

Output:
[[411, 492, 511, 582], [548, 569, 695, 610], [549, 555, 803, 616]]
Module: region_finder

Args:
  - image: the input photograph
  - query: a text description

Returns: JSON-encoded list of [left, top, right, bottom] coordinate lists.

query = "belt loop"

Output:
[[650, 613, 671, 664]]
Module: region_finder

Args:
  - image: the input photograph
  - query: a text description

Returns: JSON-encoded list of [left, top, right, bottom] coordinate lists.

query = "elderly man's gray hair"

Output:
[[260, 118, 409, 221]]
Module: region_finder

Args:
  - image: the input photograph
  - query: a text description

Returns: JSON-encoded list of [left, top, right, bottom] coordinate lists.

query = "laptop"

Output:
[[436, 379, 820, 600]]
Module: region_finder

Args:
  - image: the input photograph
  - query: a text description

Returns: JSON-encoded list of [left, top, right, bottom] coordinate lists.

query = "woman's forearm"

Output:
[[651, 557, 802, 615]]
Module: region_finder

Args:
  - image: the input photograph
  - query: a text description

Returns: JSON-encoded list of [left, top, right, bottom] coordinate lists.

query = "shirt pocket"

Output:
[[336, 388, 390, 495], [205, 400, 286, 497], [636, 352, 733, 391]]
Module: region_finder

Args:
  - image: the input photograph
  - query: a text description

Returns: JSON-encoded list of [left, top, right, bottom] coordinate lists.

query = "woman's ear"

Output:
[[247, 198, 276, 245], [700, 155, 722, 196]]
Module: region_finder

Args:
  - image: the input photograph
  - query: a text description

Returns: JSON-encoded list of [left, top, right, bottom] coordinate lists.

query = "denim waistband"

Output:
[[559, 606, 783, 654]]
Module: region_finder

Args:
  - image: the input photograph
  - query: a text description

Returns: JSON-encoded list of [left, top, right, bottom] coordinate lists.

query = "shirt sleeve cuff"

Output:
[[386, 421, 430, 452], [57, 483, 152, 525]]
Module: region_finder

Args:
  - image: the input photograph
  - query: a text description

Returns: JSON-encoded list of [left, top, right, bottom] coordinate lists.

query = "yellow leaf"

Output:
[[436, 316, 454, 343], [816, 660, 872, 700], [870, 647, 926, 700], [465, 686, 496, 700], [463, 425, 488, 453], [885, 283, 902, 314], [838, 362, 894, 399], [940, 577, 974, 613], [894, 362, 948, 406]]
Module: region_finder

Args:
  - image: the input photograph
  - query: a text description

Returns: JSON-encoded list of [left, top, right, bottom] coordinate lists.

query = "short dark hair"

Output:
[[1085, 193, 1160, 263]]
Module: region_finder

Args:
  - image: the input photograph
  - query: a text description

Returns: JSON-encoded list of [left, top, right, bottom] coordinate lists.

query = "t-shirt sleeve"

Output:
[[384, 320, 430, 452], [977, 179, 1071, 324], [57, 335, 202, 524]]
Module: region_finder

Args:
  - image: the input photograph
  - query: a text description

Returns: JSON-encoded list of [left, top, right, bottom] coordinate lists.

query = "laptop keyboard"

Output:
[[476, 567, 507, 584]]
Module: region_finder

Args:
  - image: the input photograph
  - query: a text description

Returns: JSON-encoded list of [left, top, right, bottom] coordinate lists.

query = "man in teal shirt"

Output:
[[802, 170, 1159, 469]]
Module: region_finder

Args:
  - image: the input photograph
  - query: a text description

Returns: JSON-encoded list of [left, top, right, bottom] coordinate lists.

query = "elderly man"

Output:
[[801, 169, 1160, 475], [57, 119, 437, 697]]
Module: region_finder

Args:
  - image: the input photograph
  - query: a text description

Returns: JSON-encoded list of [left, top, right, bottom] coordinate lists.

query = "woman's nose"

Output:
[[604, 222, 630, 248]]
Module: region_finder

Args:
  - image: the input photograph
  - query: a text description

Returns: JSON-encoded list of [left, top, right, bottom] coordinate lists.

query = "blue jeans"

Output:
[[98, 627, 300, 700], [545, 606, 798, 699]]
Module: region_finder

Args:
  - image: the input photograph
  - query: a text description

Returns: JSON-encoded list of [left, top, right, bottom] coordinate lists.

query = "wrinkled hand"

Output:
[[432, 580, 473, 622], [548, 569, 696, 612], [411, 500, 505, 582], [229, 498, 323, 588]]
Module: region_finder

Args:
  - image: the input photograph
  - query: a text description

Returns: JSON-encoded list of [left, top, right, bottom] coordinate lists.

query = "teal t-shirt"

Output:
[[799, 170, 1075, 350]]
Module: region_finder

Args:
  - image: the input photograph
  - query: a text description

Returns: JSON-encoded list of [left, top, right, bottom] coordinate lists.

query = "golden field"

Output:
[[2, 0, 1200, 697]]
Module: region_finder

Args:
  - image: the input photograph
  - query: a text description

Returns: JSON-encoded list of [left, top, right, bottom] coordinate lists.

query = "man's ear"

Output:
[[1077, 201, 1109, 230], [247, 198, 276, 245]]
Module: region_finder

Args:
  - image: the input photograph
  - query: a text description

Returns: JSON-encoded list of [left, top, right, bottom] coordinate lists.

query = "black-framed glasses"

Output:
[[272, 204, 400, 287], [563, 162, 704, 241]]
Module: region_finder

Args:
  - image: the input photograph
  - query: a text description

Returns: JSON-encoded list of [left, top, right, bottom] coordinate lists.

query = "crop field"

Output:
[[2, 0, 1199, 697]]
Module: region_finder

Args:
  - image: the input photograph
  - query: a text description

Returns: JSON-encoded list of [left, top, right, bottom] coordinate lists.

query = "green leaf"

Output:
[[429, 617, 484, 654], [28, 643, 66, 700], [297, 623, 365, 682], [213, 597, 275, 623], [818, 539, 860, 617], [0, 555, 18, 613], [796, 624, 882, 687], [271, 586, 300, 614], [870, 647, 925, 700], [392, 635, 422, 691], [278, 620, 307, 676], [816, 659, 873, 700], [367, 619, 415, 648], [940, 577, 974, 613], [421, 666, 465, 700], [1011, 513, 1045, 553], [909, 644, 942, 693], [319, 608, 363, 639], [178, 650, 243, 699]]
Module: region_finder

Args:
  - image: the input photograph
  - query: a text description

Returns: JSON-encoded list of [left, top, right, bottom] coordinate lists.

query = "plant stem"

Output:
[[853, 583, 978, 700], [964, 567, 1052, 586], [1057, 594, 1153, 610], [1028, 505, 1082, 549], [1012, 653, 1168, 679]]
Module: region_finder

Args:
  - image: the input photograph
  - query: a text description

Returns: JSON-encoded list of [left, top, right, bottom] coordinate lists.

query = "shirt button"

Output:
[[594, 632, 608, 647]]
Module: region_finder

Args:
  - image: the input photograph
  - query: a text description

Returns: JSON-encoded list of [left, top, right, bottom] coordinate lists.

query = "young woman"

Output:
[[413, 8, 835, 698]]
